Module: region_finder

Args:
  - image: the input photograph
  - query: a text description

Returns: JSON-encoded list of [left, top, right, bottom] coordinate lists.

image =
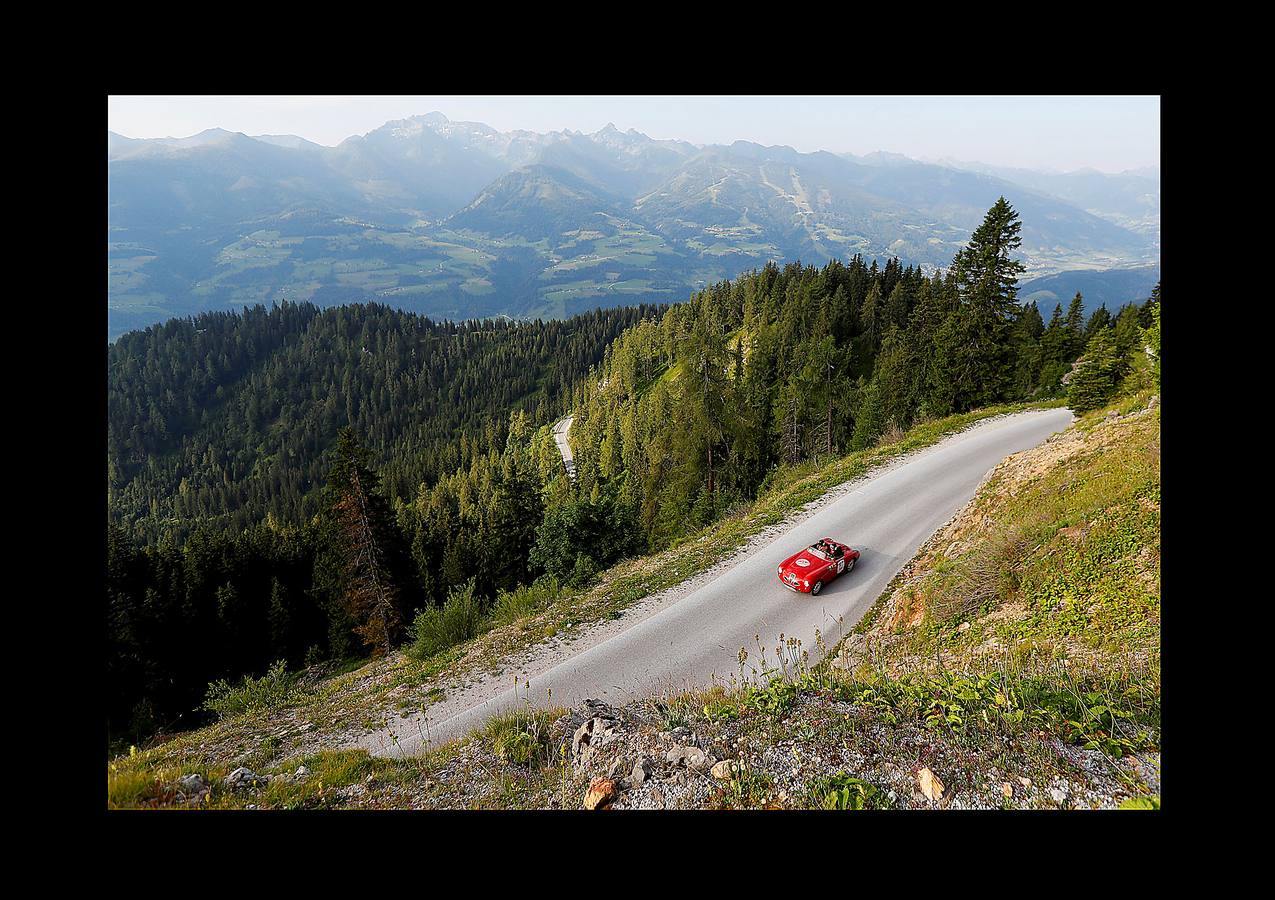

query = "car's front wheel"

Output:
[[811, 580, 823, 596]]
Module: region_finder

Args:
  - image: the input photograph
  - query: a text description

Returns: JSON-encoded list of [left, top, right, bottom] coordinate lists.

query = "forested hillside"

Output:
[[566, 199, 1157, 549], [109, 302, 659, 544], [107, 199, 1160, 751]]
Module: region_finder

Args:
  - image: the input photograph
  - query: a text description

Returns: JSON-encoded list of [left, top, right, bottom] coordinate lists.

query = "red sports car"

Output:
[[777, 538, 860, 595]]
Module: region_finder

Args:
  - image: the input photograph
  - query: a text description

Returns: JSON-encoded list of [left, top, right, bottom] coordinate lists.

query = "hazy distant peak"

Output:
[[589, 122, 657, 146], [107, 126, 251, 160], [857, 150, 917, 167], [168, 128, 243, 149], [251, 133, 322, 151]]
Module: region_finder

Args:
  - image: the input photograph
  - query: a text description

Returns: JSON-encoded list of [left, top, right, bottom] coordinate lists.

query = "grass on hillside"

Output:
[[844, 391, 1158, 669]]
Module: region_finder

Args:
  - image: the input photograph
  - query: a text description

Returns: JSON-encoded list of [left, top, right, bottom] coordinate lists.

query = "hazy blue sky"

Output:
[[108, 95, 1159, 174]]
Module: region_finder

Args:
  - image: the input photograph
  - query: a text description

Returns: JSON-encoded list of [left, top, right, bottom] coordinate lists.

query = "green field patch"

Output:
[[460, 277, 495, 295], [380, 283, 454, 297], [108, 255, 158, 291], [607, 279, 658, 293]]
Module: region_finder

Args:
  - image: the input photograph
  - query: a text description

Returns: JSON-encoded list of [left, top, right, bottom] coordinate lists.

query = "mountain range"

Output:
[[108, 113, 1160, 339]]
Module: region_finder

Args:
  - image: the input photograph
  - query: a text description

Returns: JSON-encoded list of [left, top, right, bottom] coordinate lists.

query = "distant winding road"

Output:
[[552, 415, 576, 481], [368, 407, 1072, 757]]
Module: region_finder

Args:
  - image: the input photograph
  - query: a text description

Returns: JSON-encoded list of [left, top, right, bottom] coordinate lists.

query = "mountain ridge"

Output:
[[108, 113, 1159, 338]]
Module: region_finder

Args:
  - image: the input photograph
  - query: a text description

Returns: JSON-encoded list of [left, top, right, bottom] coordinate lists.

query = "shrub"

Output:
[[1067, 330, 1130, 414], [875, 421, 906, 448], [925, 523, 1034, 623], [483, 709, 555, 767], [408, 580, 484, 660], [303, 644, 324, 668], [203, 659, 298, 720], [492, 576, 562, 626], [568, 553, 599, 588], [528, 492, 639, 580]]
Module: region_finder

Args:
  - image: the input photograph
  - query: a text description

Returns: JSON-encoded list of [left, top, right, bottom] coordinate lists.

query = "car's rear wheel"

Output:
[[847, 558, 856, 572], [811, 580, 823, 596]]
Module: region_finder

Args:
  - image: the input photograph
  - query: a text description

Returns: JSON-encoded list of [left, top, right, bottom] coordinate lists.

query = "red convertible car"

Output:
[[777, 538, 860, 595]]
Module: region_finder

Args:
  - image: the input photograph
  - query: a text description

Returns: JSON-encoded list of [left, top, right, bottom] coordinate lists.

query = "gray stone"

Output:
[[711, 759, 747, 780], [665, 744, 710, 771], [176, 774, 207, 797], [580, 698, 619, 722], [630, 756, 653, 787], [573, 713, 622, 767], [224, 767, 268, 790]]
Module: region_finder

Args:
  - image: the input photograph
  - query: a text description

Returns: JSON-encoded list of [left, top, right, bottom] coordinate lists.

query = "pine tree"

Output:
[[1037, 303, 1069, 396], [1139, 281, 1160, 328], [1064, 293, 1087, 360], [1085, 304, 1112, 336], [323, 428, 406, 653], [853, 325, 912, 448], [883, 282, 910, 332], [1010, 301, 1045, 398], [952, 197, 1028, 323], [945, 198, 1028, 403], [1112, 303, 1144, 358], [267, 577, 291, 661], [859, 282, 884, 364], [1067, 329, 1130, 414]]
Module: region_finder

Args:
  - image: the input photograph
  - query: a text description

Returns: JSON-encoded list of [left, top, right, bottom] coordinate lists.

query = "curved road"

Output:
[[552, 415, 576, 480], [373, 407, 1072, 757]]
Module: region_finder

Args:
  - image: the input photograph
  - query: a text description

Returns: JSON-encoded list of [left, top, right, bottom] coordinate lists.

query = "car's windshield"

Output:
[[806, 545, 829, 560]]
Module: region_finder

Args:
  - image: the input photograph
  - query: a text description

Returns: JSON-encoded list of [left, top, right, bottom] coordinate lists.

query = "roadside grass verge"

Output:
[[106, 704, 570, 810]]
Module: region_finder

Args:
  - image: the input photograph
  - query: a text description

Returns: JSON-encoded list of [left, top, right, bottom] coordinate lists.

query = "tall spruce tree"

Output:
[[952, 197, 1027, 322], [321, 428, 408, 653], [1008, 301, 1044, 398], [1086, 305, 1112, 336], [1064, 293, 1087, 360], [944, 197, 1028, 404]]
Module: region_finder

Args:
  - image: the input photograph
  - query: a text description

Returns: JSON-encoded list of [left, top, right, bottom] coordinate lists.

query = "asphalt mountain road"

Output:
[[367, 407, 1073, 757]]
